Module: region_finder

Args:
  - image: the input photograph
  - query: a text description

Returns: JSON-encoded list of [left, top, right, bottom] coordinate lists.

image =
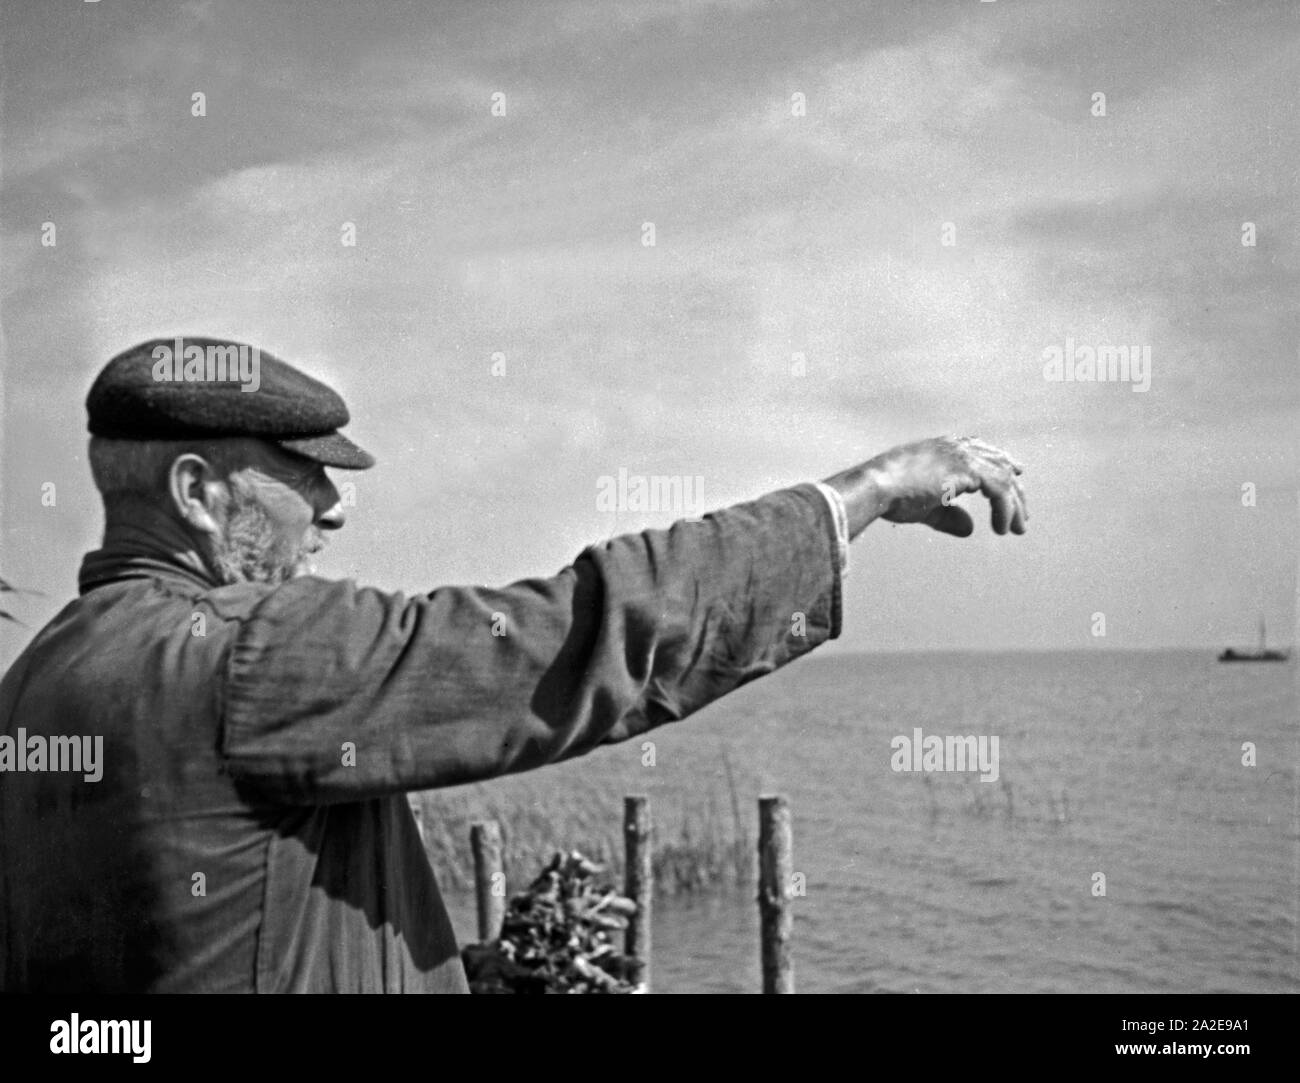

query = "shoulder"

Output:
[[216, 577, 415, 655], [200, 576, 403, 620]]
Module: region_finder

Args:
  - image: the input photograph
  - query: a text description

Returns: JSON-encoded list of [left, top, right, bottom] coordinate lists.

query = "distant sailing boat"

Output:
[[1219, 615, 1290, 662]]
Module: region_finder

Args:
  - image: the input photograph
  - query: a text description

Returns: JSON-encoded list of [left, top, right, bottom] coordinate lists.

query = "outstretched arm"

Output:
[[220, 437, 1027, 803], [221, 484, 844, 802]]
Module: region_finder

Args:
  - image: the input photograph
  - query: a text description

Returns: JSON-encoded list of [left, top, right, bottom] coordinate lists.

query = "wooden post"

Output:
[[623, 795, 652, 991], [758, 795, 794, 993], [470, 821, 505, 943]]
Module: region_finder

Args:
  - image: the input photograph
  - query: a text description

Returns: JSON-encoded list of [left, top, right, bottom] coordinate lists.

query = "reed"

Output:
[[413, 747, 755, 896]]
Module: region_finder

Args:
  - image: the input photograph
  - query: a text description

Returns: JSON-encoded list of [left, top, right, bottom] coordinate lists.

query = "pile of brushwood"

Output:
[[461, 851, 644, 994]]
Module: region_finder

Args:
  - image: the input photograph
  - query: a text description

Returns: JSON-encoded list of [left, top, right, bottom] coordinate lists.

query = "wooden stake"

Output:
[[758, 795, 794, 993], [624, 795, 652, 991], [470, 820, 504, 942]]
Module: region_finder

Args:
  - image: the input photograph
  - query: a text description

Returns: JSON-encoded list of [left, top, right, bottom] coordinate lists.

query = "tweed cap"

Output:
[[86, 336, 375, 469]]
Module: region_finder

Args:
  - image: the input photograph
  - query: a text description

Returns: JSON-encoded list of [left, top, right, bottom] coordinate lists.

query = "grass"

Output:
[[410, 748, 755, 897]]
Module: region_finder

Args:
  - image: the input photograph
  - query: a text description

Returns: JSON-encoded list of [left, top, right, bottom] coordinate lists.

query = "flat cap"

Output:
[[86, 336, 375, 469]]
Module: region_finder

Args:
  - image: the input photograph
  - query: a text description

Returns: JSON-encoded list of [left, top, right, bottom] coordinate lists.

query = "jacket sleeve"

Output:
[[219, 483, 843, 804]]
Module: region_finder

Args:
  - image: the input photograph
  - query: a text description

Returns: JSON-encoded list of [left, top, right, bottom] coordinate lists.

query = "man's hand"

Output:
[[823, 435, 1028, 540]]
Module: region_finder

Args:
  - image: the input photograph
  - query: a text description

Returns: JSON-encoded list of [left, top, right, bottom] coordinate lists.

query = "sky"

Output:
[[1, 0, 1297, 663]]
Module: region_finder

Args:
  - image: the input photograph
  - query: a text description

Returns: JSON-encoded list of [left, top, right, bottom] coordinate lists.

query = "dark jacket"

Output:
[[0, 484, 841, 991]]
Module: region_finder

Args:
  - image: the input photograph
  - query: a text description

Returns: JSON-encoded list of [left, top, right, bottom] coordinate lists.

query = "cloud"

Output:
[[3, 0, 1296, 659]]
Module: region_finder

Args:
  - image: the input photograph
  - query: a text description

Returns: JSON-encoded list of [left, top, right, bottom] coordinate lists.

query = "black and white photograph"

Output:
[[0, 0, 1294, 1057]]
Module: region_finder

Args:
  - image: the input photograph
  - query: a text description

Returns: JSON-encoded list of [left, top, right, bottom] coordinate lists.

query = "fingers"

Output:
[[976, 469, 1028, 535], [954, 437, 1028, 536], [925, 504, 974, 537], [1010, 473, 1029, 526], [1009, 490, 1027, 534], [984, 479, 1015, 535]]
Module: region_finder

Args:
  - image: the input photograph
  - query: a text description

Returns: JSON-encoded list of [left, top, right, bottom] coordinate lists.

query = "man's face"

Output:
[[207, 440, 345, 585]]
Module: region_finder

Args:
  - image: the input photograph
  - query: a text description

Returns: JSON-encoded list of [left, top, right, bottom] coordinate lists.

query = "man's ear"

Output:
[[168, 454, 225, 536]]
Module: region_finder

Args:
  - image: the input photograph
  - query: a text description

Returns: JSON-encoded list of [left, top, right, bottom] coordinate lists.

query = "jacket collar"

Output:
[[79, 508, 222, 595]]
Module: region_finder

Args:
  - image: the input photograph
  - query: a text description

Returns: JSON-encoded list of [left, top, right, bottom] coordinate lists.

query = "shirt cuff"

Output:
[[811, 481, 850, 580]]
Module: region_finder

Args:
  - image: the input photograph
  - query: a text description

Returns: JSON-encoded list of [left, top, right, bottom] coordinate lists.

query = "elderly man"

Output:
[[0, 337, 1026, 992]]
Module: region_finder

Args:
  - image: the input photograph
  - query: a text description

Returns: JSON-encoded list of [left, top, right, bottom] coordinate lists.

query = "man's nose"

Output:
[[315, 477, 346, 530], [316, 501, 346, 530]]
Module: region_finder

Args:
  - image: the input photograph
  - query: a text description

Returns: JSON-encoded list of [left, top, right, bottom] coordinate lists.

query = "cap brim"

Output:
[[277, 431, 376, 470]]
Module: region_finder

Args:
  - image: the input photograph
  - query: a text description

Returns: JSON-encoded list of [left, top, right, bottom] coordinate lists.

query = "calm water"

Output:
[[444, 651, 1298, 993]]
